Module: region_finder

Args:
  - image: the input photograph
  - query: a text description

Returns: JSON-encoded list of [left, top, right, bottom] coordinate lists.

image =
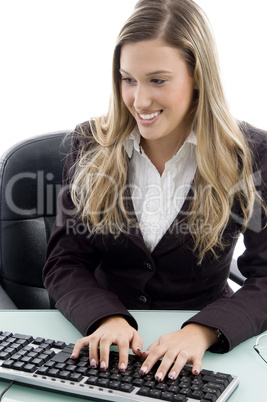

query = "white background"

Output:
[[1, 0, 266, 271], [1, 0, 266, 151]]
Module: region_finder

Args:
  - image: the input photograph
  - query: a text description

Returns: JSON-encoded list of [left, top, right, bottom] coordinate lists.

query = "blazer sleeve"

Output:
[[43, 125, 138, 336], [183, 124, 267, 352]]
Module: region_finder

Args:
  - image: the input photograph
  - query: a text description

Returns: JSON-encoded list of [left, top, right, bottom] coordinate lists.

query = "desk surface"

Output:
[[0, 310, 265, 402]]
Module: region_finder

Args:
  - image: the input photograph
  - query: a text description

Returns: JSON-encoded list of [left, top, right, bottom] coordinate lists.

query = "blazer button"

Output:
[[138, 295, 148, 304], [144, 261, 153, 271]]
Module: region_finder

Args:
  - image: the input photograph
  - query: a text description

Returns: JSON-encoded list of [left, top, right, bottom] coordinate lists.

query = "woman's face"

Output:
[[120, 38, 195, 148]]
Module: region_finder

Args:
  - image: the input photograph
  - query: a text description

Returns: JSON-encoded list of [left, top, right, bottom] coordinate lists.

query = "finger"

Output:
[[192, 356, 202, 376], [71, 337, 90, 360], [117, 339, 130, 372], [99, 335, 112, 371], [131, 331, 144, 357], [168, 350, 189, 381], [140, 345, 165, 376], [88, 335, 100, 368], [154, 350, 178, 382]]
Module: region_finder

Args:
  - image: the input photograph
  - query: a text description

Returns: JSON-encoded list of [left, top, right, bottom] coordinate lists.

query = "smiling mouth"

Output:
[[139, 111, 161, 120]]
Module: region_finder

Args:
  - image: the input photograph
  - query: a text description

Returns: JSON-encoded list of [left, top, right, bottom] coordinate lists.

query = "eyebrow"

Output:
[[119, 69, 172, 76]]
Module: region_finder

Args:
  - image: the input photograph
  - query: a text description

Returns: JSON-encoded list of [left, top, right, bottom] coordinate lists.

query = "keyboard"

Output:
[[0, 330, 239, 401]]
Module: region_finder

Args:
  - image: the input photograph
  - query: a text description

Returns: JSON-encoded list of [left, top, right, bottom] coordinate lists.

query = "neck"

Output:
[[141, 133, 188, 175]]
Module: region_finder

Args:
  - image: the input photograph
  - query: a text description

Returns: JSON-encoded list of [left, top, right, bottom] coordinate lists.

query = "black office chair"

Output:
[[0, 130, 72, 309], [0, 130, 245, 309]]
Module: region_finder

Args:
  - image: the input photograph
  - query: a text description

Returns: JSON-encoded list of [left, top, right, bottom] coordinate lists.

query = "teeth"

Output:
[[139, 111, 161, 120]]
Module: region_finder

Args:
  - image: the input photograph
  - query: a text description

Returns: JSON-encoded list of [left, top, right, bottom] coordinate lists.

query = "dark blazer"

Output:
[[43, 121, 267, 353]]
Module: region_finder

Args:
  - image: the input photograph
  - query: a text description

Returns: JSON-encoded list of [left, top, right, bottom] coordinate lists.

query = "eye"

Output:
[[151, 79, 166, 85], [122, 77, 135, 85]]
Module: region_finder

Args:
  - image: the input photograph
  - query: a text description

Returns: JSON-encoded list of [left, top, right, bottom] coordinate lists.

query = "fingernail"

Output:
[[119, 363, 126, 372], [140, 366, 148, 376], [90, 358, 97, 368], [137, 348, 142, 353], [168, 371, 176, 380], [70, 353, 76, 359], [155, 372, 163, 382], [194, 369, 200, 375], [100, 361, 106, 372]]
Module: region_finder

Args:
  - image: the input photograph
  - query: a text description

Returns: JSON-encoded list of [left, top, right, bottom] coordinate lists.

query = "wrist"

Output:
[[184, 323, 219, 348], [98, 314, 127, 327]]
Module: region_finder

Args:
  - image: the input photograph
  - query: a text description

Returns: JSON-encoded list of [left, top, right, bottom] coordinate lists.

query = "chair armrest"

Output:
[[0, 285, 18, 309], [229, 259, 245, 286]]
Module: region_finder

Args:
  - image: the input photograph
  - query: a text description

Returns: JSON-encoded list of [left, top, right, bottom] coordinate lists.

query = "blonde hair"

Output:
[[71, 0, 263, 262]]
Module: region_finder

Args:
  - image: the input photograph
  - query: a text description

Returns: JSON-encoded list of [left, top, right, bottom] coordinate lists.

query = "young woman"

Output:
[[43, 0, 267, 382]]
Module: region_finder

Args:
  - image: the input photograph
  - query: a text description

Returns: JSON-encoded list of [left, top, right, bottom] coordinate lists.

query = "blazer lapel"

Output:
[[152, 190, 193, 256]]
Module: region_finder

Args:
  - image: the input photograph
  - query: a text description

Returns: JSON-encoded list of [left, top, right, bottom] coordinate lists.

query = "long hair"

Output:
[[71, 0, 263, 262]]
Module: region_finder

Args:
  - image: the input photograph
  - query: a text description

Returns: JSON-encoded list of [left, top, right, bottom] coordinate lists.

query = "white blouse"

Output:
[[125, 127, 197, 252]]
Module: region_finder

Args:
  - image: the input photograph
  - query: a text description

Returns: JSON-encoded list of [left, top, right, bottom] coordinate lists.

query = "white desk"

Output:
[[0, 310, 265, 401]]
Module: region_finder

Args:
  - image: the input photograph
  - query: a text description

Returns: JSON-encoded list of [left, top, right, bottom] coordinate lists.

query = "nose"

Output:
[[134, 84, 152, 110]]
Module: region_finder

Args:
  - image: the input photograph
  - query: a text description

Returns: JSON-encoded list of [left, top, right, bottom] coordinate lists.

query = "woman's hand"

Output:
[[71, 315, 143, 372], [140, 323, 218, 382]]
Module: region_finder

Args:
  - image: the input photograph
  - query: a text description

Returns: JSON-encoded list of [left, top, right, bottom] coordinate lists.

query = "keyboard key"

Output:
[[133, 378, 145, 387], [203, 385, 220, 397], [10, 352, 22, 361], [85, 376, 98, 385], [137, 386, 150, 396], [51, 351, 70, 363], [172, 395, 187, 402], [214, 372, 233, 382], [0, 351, 11, 360], [161, 391, 174, 401], [156, 382, 168, 390], [23, 364, 37, 373], [179, 387, 192, 397], [109, 380, 120, 390], [99, 371, 110, 379], [2, 360, 14, 369], [167, 384, 180, 393], [13, 333, 33, 342], [76, 367, 89, 375], [203, 374, 227, 387], [192, 390, 204, 399], [36, 366, 49, 375], [97, 378, 110, 387], [13, 361, 25, 370], [58, 371, 71, 380], [69, 373, 83, 382], [32, 337, 45, 344], [203, 392, 217, 402], [21, 356, 33, 363], [44, 339, 55, 346], [206, 381, 225, 393], [65, 364, 77, 373], [149, 389, 162, 398], [44, 360, 56, 368], [54, 341, 66, 349], [31, 358, 45, 367], [2, 332, 12, 337], [145, 380, 156, 388], [88, 368, 98, 376], [55, 364, 66, 373], [48, 368, 60, 377], [121, 375, 133, 383], [119, 383, 134, 393]]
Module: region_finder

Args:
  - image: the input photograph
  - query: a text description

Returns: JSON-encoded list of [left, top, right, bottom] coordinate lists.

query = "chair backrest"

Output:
[[0, 131, 72, 308]]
